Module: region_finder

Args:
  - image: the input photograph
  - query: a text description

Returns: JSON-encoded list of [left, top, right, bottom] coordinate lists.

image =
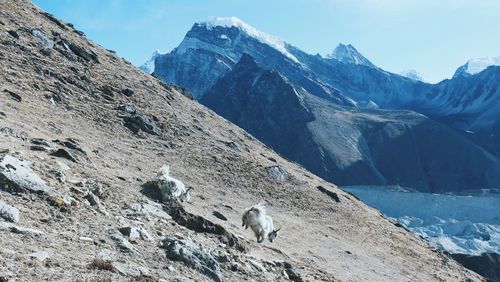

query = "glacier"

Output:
[[342, 185, 500, 255]]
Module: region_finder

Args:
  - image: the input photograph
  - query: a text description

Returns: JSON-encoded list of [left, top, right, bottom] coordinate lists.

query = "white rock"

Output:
[[110, 231, 135, 253], [0, 155, 51, 193], [0, 201, 20, 223], [79, 236, 94, 243], [97, 249, 116, 261], [10, 225, 44, 237], [112, 262, 141, 277], [28, 251, 49, 261], [249, 259, 266, 272], [56, 160, 71, 171]]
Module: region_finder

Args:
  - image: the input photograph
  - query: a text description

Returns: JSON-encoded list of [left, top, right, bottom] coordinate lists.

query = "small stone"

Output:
[[112, 262, 141, 277], [67, 177, 86, 187], [28, 251, 49, 261], [110, 231, 135, 253], [56, 160, 71, 171], [50, 148, 78, 162], [97, 249, 115, 261], [285, 267, 303, 282], [79, 236, 94, 243], [10, 225, 44, 237], [0, 201, 20, 223], [249, 259, 266, 272], [212, 211, 227, 221], [31, 29, 54, 48], [265, 165, 292, 183], [84, 192, 99, 206], [7, 30, 19, 39], [119, 226, 141, 241], [229, 262, 240, 272], [121, 88, 134, 97]]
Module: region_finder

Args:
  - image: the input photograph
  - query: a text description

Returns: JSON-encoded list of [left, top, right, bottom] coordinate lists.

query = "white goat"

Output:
[[241, 204, 280, 243], [156, 165, 192, 202]]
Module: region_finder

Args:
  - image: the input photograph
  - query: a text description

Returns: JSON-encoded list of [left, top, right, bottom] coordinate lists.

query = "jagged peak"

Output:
[[195, 17, 299, 63], [327, 43, 376, 68]]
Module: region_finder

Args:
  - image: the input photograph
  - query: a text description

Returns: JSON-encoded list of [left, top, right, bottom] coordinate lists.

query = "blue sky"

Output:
[[33, 0, 500, 83]]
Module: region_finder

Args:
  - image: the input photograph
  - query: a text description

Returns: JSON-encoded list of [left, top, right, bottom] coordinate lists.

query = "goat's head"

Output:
[[268, 227, 281, 242]]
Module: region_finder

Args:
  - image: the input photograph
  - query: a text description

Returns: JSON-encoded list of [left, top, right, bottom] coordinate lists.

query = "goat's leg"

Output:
[[257, 229, 265, 243]]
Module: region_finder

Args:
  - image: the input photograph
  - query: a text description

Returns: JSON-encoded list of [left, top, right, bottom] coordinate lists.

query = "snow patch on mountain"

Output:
[[139, 50, 165, 73], [453, 56, 500, 78], [399, 69, 424, 81], [199, 17, 299, 63], [327, 43, 376, 68], [343, 185, 500, 255]]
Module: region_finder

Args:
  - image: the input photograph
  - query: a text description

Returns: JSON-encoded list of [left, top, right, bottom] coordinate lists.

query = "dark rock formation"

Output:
[[451, 253, 500, 282]]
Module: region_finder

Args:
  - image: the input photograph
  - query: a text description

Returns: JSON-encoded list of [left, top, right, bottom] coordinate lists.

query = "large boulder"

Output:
[[0, 155, 72, 204], [0, 154, 51, 194]]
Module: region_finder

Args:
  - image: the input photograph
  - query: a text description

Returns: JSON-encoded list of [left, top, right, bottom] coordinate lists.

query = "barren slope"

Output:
[[0, 1, 483, 281]]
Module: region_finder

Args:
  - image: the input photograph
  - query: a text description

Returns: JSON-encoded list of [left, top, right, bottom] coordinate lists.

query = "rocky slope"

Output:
[[0, 1, 485, 281], [202, 55, 500, 192]]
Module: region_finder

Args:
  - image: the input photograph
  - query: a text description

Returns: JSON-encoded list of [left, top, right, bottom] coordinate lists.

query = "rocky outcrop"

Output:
[[163, 237, 221, 282]]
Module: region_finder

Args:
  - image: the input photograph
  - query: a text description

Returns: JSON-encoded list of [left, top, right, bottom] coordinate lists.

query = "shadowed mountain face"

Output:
[[451, 253, 500, 282], [202, 56, 500, 192]]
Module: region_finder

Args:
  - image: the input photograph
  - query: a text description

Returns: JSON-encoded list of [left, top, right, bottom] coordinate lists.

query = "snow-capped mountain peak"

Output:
[[196, 17, 299, 63], [399, 69, 424, 82], [327, 43, 376, 68], [139, 49, 165, 73], [453, 56, 500, 78]]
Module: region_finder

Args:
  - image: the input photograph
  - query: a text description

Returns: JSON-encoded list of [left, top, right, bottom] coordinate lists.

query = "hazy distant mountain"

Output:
[[453, 56, 500, 78], [399, 69, 424, 81], [139, 49, 164, 73]]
